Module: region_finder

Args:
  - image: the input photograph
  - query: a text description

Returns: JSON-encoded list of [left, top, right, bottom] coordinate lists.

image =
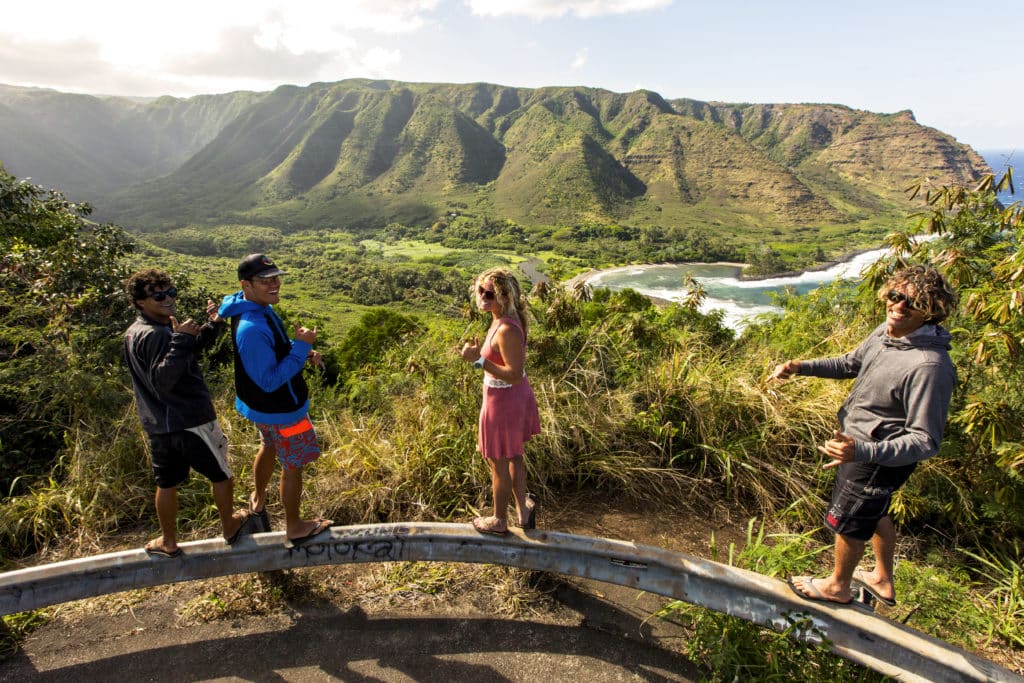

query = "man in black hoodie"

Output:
[[771, 265, 957, 609], [124, 269, 250, 557]]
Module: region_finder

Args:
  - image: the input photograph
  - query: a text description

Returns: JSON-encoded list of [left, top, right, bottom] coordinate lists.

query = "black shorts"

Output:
[[148, 424, 231, 489], [824, 461, 917, 541]]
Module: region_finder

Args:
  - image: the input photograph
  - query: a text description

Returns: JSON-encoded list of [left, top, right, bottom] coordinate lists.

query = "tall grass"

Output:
[[0, 289, 903, 557], [2, 283, 1022, 674], [655, 521, 885, 682]]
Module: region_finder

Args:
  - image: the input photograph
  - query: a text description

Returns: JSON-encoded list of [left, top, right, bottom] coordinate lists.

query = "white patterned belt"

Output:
[[484, 376, 513, 389]]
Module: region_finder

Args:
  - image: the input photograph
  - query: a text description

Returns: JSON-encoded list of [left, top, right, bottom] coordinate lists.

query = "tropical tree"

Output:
[[0, 164, 136, 495], [864, 169, 1024, 538]]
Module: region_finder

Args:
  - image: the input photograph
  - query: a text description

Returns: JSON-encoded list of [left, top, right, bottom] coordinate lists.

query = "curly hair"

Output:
[[472, 267, 530, 337], [125, 268, 172, 307], [878, 265, 957, 324]]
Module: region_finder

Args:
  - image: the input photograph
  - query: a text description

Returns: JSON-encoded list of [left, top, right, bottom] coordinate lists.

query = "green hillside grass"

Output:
[[1, 80, 990, 241], [3, 161, 1023, 677]]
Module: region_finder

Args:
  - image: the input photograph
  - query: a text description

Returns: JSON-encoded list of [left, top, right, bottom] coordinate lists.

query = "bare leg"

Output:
[[280, 465, 305, 538], [490, 459, 513, 524], [791, 532, 865, 603], [211, 478, 245, 538], [149, 486, 178, 553], [861, 516, 897, 601], [831, 532, 867, 594], [509, 456, 531, 525], [280, 465, 331, 540], [251, 441, 276, 512], [473, 459, 510, 533]]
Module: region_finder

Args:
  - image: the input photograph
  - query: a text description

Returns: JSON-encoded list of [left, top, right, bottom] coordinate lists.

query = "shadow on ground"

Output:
[[1, 579, 701, 682]]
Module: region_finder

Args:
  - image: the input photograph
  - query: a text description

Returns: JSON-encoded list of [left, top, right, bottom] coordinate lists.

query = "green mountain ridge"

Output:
[[0, 80, 990, 234]]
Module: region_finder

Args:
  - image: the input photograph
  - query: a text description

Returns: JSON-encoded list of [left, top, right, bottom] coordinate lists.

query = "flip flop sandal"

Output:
[[145, 542, 183, 558], [224, 509, 252, 545], [472, 516, 508, 536], [514, 493, 538, 530], [286, 518, 333, 548], [249, 491, 272, 532], [787, 576, 871, 612], [852, 569, 897, 606]]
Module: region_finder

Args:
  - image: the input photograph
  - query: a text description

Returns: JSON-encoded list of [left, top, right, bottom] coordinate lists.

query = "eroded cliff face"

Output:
[[694, 102, 988, 204], [0, 81, 990, 230]]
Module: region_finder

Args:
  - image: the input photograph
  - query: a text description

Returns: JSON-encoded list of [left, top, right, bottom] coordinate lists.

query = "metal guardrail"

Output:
[[1, 523, 1019, 682]]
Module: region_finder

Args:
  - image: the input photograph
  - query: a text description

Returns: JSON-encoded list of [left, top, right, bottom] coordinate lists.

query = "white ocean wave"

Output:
[[584, 242, 932, 331]]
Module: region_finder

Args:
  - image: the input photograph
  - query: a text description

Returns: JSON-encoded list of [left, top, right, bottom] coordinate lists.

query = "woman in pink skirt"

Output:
[[459, 267, 541, 535]]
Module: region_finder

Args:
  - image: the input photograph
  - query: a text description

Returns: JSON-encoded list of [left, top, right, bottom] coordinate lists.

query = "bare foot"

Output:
[[287, 518, 333, 545], [223, 510, 250, 545], [788, 576, 853, 604], [145, 537, 181, 558], [472, 516, 508, 536], [853, 568, 896, 604]]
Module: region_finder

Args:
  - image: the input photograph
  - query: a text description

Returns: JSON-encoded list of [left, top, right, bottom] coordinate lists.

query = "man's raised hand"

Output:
[[170, 316, 201, 336], [295, 324, 317, 344]]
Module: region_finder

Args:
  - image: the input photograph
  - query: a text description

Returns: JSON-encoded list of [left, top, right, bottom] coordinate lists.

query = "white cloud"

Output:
[[0, 1, 441, 96], [358, 48, 404, 76], [466, 0, 671, 19], [570, 48, 589, 71], [166, 27, 334, 80]]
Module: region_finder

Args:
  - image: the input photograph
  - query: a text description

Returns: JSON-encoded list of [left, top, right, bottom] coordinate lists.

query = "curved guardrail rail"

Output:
[[0, 523, 1018, 683]]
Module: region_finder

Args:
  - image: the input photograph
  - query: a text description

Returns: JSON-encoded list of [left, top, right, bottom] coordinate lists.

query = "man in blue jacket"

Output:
[[219, 254, 332, 547], [771, 265, 957, 609], [124, 269, 251, 557]]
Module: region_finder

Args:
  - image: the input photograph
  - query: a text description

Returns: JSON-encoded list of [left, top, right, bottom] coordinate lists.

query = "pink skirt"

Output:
[[478, 377, 541, 460]]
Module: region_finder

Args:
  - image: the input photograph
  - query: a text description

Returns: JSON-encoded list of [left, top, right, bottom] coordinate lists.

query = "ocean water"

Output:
[[590, 152, 1018, 331], [980, 149, 1020, 206], [587, 249, 887, 331]]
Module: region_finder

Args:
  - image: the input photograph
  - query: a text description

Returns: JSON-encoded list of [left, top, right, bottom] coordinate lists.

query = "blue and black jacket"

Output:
[[218, 292, 310, 425]]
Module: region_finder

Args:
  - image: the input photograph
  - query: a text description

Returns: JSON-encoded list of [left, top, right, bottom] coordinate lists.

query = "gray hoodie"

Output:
[[800, 322, 956, 467]]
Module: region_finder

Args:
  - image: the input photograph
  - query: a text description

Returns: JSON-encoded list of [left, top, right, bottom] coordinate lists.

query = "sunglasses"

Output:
[[886, 290, 922, 311], [477, 286, 496, 301], [253, 275, 281, 285], [148, 287, 178, 301]]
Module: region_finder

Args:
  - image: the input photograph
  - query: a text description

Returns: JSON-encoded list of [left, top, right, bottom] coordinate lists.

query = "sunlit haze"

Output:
[[0, 0, 1019, 150]]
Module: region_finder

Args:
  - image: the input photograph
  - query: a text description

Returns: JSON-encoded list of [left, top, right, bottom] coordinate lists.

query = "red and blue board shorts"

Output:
[[254, 416, 321, 469]]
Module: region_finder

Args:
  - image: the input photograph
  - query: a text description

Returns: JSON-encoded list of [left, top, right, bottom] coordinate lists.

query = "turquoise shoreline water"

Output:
[[586, 248, 888, 330]]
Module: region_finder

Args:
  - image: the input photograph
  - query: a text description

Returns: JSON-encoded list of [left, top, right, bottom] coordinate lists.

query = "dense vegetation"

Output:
[[2, 81, 989, 276], [1, 161, 1022, 677]]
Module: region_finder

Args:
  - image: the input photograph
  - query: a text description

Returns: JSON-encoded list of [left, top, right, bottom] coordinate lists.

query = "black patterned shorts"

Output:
[[824, 461, 917, 541], [149, 420, 231, 489]]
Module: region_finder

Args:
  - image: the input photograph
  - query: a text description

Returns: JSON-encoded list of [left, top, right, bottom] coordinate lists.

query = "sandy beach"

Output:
[[565, 261, 749, 289]]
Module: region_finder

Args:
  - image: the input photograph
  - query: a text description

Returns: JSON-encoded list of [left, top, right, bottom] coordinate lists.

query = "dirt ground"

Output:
[[1, 495, 1019, 682]]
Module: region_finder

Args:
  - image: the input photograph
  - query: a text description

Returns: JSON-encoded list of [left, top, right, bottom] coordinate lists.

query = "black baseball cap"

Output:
[[238, 254, 286, 281]]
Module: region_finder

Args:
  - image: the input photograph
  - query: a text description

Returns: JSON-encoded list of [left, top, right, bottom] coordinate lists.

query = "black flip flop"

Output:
[[852, 569, 897, 606], [520, 493, 538, 530], [786, 576, 871, 612], [249, 492, 271, 532], [145, 545, 183, 559], [286, 519, 333, 548], [224, 510, 252, 546]]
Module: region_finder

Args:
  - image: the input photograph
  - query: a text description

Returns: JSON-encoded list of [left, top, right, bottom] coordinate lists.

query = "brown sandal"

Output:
[[472, 516, 508, 536]]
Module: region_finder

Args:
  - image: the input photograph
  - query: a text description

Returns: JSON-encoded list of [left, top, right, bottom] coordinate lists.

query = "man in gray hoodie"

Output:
[[771, 265, 957, 609]]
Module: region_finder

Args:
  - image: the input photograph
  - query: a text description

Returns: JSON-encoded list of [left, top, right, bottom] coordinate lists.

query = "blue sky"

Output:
[[0, 1, 1019, 152]]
